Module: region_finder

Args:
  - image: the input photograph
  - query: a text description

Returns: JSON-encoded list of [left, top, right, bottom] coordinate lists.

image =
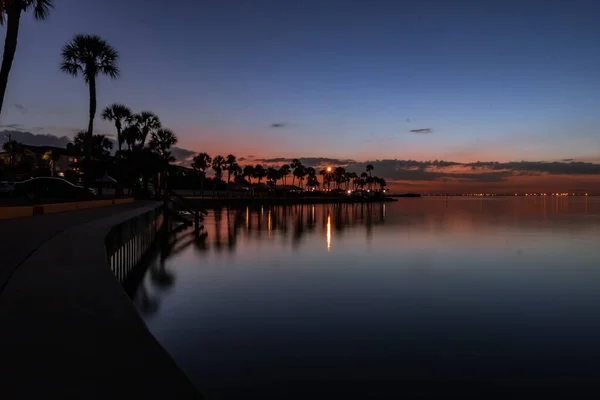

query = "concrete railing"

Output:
[[105, 205, 163, 284]]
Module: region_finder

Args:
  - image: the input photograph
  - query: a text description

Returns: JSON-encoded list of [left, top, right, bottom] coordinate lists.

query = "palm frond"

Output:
[[31, 0, 54, 20], [60, 33, 120, 81]]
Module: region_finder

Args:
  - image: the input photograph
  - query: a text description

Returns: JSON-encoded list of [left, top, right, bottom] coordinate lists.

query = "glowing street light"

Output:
[[327, 167, 332, 172]]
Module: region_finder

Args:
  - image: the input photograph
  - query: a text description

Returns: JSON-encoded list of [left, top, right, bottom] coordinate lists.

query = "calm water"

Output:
[[133, 197, 600, 398]]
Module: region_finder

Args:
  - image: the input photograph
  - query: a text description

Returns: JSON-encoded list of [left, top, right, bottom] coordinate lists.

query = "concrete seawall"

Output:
[[0, 202, 203, 398]]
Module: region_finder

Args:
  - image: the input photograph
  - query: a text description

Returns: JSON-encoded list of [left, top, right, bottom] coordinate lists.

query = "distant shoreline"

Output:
[[183, 195, 402, 208]]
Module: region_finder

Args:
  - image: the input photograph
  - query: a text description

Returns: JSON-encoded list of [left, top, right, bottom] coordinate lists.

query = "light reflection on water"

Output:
[[133, 197, 600, 399]]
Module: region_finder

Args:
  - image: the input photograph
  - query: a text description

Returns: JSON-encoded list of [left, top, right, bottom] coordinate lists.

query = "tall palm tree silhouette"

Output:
[[366, 164, 374, 177], [224, 154, 238, 183], [212, 155, 225, 197], [60, 34, 119, 162], [290, 159, 301, 187], [280, 164, 291, 186], [121, 125, 139, 151], [243, 165, 255, 184], [101, 103, 132, 154], [192, 152, 212, 197], [0, 0, 53, 115], [134, 111, 161, 149], [148, 128, 177, 194]]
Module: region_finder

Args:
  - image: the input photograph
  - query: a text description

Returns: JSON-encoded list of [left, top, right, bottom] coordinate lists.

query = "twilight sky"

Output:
[[1, 0, 600, 192]]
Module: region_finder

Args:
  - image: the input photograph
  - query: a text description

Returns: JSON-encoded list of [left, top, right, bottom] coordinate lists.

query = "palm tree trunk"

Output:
[[0, 8, 22, 116], [87, 75, 97, 160], [116, 126, 122, 154]]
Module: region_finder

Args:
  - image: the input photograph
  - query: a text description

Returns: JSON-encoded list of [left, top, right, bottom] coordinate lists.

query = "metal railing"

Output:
[[104, 206, 163, 284]]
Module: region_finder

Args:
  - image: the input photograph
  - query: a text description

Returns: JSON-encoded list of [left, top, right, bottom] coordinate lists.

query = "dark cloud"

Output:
[[270, 123, 287, 128], [343, 159, 600, 183], [0, 124, 24, 130], [470, 161, 600, 175], [13, 103, 27, 113], [170, 147, 196, 163], [1, 130, 71, 147], [253, 157, 356, 167], [410, 128, 433, 134], [238, 157, 246, 161], [247, 155, 255, 158], [562, 158, 574, 162]]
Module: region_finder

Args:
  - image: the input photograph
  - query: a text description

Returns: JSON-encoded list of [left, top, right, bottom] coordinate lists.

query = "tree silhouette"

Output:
[[0, 0, 53, 115], [133, 111, 161, 149], [279, 164, 291, 186], [224, 154, 238, 183], [192, 152, 211, 197], [148, 128, 177, 193], [101, 103, 132, 154], [290, 158, 301, 187], [253, 164, 267, 184], [60, 34, 119, 163], [243, 165, 255, 184]]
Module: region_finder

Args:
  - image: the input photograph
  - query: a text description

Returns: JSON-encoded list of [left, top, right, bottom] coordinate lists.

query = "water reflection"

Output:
[[131, 198, 600, 398]]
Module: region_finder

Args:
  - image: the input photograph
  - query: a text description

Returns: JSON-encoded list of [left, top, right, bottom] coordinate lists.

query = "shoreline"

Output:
[[182, 195, 401, 208]]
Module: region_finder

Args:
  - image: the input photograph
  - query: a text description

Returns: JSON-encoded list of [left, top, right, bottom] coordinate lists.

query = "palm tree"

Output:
[[293, 165, 306, 189], [101, 103, 131, 154], [266, 167, 280, 186], [0, 0, 53, 116], [320, 168, 333, 191], [71, 131, 112, 159], [306, 167, 317, 190], [290, 158, 301, 187], [134, 111, 161, 149], [243, 165, 255, 184], [279, 164, 291, 186], [253, 164, 266, 184], [148, 128, 177, 160], [60, 34, 119, 162], [121, 124, 139, 151], [192, 152, 211, 197], [212, 155, 225, 197], [148, 128, 177, 194], [366, 164, 374, 177], [334, 167, 346, 189], [224, 154, 238, 183]]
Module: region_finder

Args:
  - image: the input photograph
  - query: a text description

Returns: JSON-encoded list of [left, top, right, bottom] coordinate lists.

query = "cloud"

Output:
[[1, 129, 71, 147], [561, 158, 574, 162], [238, 157, 246, 161], [0, 124, 24, 130], [252, 157, 356, 167], [410, 128, 433, 134], [13, 103, 27, 113], [270, 123, 287, 128], [170, 147, 196, 163]]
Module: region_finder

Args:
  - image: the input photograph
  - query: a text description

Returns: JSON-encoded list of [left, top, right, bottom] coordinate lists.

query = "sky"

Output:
[[1, 0, 600, 192]]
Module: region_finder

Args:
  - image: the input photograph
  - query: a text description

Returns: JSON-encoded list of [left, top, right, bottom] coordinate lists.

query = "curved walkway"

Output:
[[0, 202, 202, 398]]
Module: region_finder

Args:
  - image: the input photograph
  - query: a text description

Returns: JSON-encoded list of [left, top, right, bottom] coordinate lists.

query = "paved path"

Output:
[[0, 201, 152, 291], [0, 201, 202, 398]]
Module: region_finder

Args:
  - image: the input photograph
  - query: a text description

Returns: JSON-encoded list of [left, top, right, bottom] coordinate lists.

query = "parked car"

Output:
[[14, 177, 97, 202], [0, 181, 15, 197]]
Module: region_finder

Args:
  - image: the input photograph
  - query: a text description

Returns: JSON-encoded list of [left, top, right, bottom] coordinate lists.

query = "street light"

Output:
[[327, 167, 332, 172]]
